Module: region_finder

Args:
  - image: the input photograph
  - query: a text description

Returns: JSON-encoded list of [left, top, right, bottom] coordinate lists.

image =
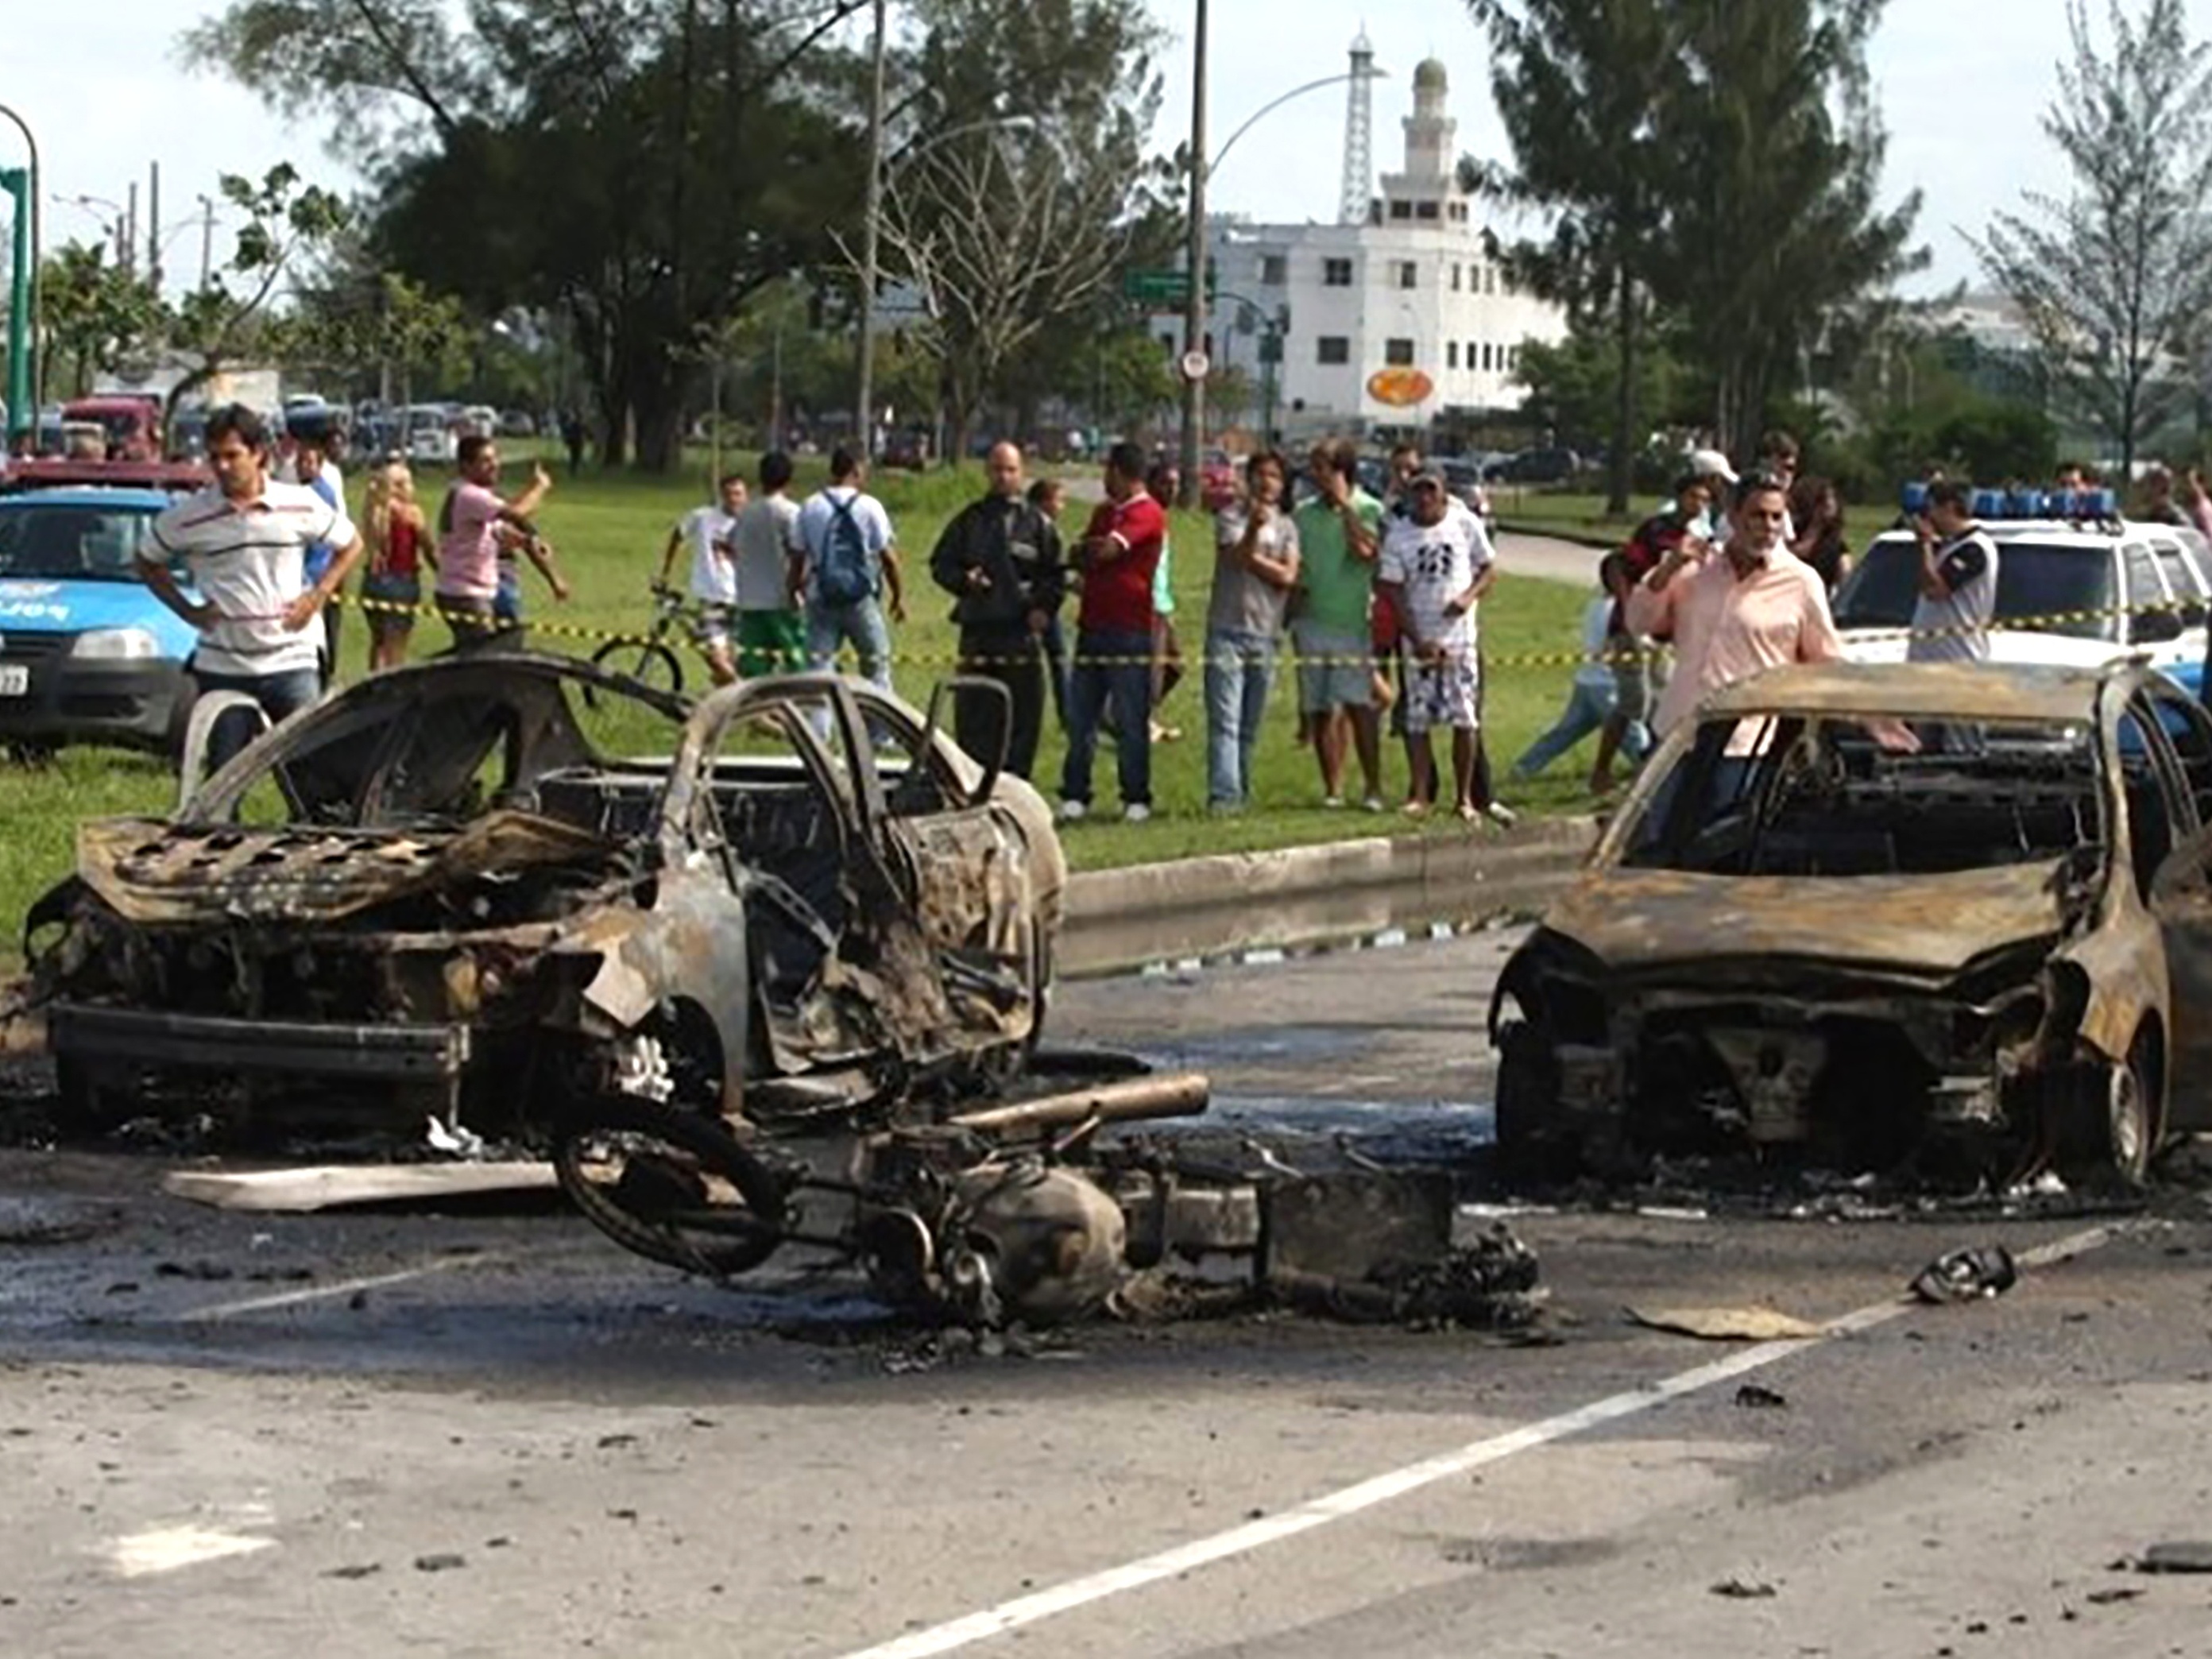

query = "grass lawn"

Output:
[[1492, 485, 1899, 551], [0, 455, 1602, 955]]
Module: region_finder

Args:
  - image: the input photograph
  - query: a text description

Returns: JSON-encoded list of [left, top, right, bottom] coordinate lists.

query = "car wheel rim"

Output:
[[2110, 1064, 2147, 1176]]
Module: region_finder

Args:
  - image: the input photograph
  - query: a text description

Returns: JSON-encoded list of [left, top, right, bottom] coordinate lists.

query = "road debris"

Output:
[[162, 1162, 558, 1212], [1627, 1305, 1826, 1341], [412, 1553, 467, 1573], [1733, 1383, 1789, 1410], [1909, 1244, 2019, 1305], [1709, 1577, 1777, 1599], [2133, 1541, 2212, 1573]]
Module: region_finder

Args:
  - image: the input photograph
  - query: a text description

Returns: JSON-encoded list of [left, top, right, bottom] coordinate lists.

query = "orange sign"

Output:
[[1366, 367, 1434, 407]]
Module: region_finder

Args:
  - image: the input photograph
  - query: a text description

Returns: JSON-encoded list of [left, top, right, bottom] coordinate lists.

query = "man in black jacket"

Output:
[[930, 442, 1067, 779]]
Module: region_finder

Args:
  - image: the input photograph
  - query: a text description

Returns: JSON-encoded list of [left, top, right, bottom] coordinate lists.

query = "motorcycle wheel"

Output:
[[554, 1094, 788, 1278]]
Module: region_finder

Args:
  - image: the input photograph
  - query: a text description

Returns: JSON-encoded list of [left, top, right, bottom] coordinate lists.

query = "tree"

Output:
[[184, 1, 873, 470], [853, 0, 1165, 459], [38, 242, 165, 396], [1514, 322, 1688, 458], [1657, 0, 1925, 462], [1970, 0, 2212, 478], [164, 164, 348, 422], [1465, 0, 1677, 515]]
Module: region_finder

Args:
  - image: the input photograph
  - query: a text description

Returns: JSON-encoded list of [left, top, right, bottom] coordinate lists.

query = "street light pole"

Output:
[[0, 102, 41, 439], [853, 0, 889, 462], [1176, 0, 1209, 509]]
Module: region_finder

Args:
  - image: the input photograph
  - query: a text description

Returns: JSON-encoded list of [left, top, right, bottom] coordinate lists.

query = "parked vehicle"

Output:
[[1835, 505, 2211, 681], [0, 482, 204, 756], [1484, 447, 1581, 485], [1491, 659, 2212, 1187], [60, 396, 163, 462], [400, 404, 458, 465]]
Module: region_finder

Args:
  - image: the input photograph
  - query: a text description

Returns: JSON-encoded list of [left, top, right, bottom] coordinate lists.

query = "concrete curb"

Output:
[[1494, 518, 1620, 551], [1058, 816, 1596, 977]]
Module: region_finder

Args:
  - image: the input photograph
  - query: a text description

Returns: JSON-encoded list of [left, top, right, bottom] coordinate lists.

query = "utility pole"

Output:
[[196, 195, 214, 289], [147, 160, 161, 292], [1176, 0, 1210, 509], [854, 0, 888, 462], [0, 102, 39, 438], [124, 180, 138, 280]]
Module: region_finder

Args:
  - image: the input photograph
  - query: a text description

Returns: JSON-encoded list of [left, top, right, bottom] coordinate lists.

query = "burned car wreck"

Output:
[[1491, 661, 2212, 1186], [19, 654, 1065, 1135]]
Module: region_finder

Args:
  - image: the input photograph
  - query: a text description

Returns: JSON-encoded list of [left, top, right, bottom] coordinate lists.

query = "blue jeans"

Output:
[[192, 664, 323, 773], [1061, 628, 1154, 808], [1513, 679, 1649, 778], [1203, 628, 1277, 806], [805, 595, 893, 689], [494, 564, 523, 623]]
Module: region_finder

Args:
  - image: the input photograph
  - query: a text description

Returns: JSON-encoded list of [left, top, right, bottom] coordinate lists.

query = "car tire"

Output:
[[1494, 1022, 1584, 1187]]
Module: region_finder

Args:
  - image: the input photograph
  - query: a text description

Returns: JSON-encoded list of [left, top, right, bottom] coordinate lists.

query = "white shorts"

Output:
[[1401, 645, 1480, 733]]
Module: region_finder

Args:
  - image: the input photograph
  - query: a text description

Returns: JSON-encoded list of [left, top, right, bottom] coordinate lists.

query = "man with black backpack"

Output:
[[791, 447, 907, 688]]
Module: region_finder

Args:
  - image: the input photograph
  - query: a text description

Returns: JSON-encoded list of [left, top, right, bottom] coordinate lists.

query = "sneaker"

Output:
[[1362, 795, 1386, 814], [1123, 802, 1152, 824], [1322, 795, 1346, 810], [1484, 801, 1519, 829], [1058, 799, 1089, 822]]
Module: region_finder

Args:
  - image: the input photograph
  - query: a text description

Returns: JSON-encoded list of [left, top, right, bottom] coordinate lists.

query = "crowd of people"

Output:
[[137, 400, 2212, 826]]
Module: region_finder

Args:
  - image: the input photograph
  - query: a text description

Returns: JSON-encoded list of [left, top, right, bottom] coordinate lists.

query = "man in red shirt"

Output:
[[1058, 441, 1166, 822]]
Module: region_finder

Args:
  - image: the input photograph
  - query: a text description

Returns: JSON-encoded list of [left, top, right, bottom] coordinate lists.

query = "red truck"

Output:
[[60, 396, 164, 462]]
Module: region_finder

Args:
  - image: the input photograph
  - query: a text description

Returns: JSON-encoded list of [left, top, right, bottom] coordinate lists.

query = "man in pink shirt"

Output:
[[1626, 471, 1842, 746], [435, 435, 562, 648]]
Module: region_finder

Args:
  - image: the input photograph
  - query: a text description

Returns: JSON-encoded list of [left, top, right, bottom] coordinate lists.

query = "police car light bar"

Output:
[[1900, 482, 2121, 522]]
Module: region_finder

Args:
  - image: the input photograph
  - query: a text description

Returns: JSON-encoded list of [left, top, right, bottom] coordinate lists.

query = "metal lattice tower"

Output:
[[1339, 29, 1376, 225]]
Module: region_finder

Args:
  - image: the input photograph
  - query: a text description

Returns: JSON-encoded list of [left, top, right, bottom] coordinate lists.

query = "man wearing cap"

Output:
[[1376, 464, 1499, 821]]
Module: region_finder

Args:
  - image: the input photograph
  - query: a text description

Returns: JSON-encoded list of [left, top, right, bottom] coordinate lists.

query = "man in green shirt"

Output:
[[1291, 437, 1386, 808]]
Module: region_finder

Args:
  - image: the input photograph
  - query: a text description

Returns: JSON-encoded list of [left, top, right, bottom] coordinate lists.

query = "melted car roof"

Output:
[[1697, 659, 2121, 725]]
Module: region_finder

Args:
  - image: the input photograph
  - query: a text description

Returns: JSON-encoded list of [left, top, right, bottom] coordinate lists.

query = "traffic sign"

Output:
[[1180, 350, 1211, 382], [1122, 266, 1219, 306]]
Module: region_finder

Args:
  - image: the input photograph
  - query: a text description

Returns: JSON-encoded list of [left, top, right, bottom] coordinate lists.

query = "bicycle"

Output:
[[589, 582, 690, 701]]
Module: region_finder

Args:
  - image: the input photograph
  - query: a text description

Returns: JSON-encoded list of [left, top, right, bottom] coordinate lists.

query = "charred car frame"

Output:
[[1491, 661, 2212, 1186], [20, 654, 1065, 1136]]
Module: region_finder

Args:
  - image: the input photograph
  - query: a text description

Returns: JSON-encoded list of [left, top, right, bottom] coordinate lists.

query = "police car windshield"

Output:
[[1835, 537, 2118, 642], [0, 503, 158, 582]]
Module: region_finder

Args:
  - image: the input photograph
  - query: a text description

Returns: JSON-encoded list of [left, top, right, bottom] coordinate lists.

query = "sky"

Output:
[[9, 0, 2212, 300]]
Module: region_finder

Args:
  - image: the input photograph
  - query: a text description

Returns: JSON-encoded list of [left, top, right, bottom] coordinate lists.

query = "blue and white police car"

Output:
[[1835, 486, 2212, 698], [0, 474, 204, 754]]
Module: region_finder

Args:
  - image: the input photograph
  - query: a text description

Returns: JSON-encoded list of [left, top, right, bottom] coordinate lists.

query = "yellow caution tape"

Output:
[[324, 589, 2205, 675]]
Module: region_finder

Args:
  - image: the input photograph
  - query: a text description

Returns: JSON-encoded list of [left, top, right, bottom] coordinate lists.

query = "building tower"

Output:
[[1338, 29, 1376, 225], [1403, 57, 1456, 181]]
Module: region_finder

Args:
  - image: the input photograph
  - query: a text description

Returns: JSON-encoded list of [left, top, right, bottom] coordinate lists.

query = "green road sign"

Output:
[[1122, 266, 1218, 306]]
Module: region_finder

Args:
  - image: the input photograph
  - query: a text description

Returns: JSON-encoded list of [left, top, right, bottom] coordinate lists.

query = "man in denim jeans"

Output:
[[141, 404, 364, 771], [1203, 451, 1301, 810], [1059, 442, 1166, 822], [791, 447, 906, 687]]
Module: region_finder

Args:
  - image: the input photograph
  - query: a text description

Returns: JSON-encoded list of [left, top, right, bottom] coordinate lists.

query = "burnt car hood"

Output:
[[1541, 862, 2068, 981], [75, 813, 617, 925]]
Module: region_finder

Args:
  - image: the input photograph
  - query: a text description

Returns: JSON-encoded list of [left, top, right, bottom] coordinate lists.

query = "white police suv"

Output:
[[1834, 486, 2211, 694]]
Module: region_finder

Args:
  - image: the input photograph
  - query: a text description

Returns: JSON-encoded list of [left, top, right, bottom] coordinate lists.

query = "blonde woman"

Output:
[[362, 459, 432, 671]]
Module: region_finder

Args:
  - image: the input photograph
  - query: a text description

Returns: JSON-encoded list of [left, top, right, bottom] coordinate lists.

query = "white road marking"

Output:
[[104, 1505, 278, 1577], [178, 1255, 495, 1322], [840, 1224, 2119, 1659]]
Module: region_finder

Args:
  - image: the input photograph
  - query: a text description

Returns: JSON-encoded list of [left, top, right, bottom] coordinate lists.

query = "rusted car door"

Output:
[[2138, 682, 2212, 1131], [857, 690, 1039, 1047]]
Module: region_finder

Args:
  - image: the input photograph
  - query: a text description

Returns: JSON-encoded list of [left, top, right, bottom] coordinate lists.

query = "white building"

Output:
[[1189, 54, 1568, 438]]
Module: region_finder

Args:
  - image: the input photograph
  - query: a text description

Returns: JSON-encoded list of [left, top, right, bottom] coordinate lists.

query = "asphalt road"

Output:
[[5, 930, 2212, 1658]]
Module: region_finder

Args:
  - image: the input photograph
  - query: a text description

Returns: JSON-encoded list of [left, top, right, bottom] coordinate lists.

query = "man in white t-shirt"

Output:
[[791, 447, 905, 689], [1376, 467, 1497, 822], [142, 404, 364, 770], [657, 472, 748, 685]]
